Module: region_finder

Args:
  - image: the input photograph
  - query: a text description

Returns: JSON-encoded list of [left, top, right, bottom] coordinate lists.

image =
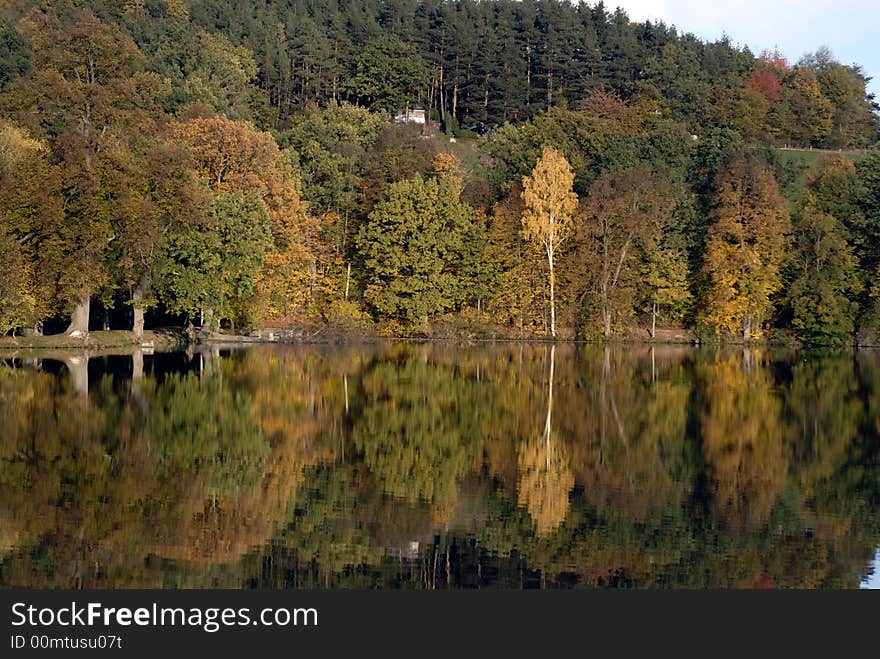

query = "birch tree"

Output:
[[521, 147, 578, 338]]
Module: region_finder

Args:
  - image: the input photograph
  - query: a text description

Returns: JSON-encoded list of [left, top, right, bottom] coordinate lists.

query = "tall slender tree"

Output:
[[521, 146, 578, 337]]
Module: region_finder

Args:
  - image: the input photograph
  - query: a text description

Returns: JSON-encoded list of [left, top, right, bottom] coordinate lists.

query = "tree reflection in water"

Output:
[[1, 343, 878, 588]]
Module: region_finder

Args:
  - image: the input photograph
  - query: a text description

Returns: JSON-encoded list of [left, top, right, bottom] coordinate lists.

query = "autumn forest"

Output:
[[2, 0, 880, 345]]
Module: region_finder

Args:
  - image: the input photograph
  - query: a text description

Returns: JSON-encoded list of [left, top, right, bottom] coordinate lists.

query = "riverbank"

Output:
[[5, 324, 873, 351], [0, 329, 188, 351]]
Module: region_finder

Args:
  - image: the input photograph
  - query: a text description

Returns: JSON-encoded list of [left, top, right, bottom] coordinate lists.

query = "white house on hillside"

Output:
[[393, 107, 426, 125]]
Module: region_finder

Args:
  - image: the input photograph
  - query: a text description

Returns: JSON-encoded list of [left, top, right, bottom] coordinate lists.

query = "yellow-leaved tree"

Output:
[[521, 146, 578, 338], [701, 157, 790, 341]]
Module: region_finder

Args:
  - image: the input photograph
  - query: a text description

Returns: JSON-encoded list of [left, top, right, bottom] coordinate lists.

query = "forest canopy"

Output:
[[1, 0, 879, 345]]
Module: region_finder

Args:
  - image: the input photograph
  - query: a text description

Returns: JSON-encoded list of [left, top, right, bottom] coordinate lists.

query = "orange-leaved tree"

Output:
[[165, 115, 315, 327]]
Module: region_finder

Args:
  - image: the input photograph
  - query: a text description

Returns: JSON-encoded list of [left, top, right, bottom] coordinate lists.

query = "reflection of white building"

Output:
[[384, 540, 421, 560], [863, 548, 880, 589], [394, 107, 426, 125]]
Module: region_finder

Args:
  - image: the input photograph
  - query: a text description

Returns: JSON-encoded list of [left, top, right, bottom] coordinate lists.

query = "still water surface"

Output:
[[1, 343, 878, 589]]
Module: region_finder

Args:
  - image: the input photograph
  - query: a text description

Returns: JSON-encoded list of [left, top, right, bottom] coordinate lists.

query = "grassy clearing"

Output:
[[0, 329, 187, 351], [775, 147, 868, 201]]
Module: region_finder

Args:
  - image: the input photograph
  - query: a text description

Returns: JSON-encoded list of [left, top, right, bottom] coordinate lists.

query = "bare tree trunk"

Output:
[[548, 246, 556, 338], [65, 292, 90, 337], [132, 305, 145, 339], [202, 308, 216, 334], [742, 315, 752, 343], [132, 275, 149, 338], [651, 301, 657, 339]]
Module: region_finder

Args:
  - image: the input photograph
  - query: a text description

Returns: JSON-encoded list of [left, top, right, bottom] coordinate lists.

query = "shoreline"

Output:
[[3, 327, 879, 354], [0, 329, 188, 353]]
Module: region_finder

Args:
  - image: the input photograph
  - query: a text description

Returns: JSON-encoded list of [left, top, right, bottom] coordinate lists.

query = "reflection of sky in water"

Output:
[[863, 549, 880, 589]]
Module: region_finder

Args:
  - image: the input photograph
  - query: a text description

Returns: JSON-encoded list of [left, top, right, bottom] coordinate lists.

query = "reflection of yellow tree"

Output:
[[517, 347, 574, 535], [517, 438, 573, 536], [701, 351, 789, 529]]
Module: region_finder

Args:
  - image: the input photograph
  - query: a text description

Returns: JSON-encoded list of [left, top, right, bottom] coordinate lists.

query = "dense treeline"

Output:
[[3, 0, 876, 142], [2, 345, 880, 587], [1, 1, 880, 345]]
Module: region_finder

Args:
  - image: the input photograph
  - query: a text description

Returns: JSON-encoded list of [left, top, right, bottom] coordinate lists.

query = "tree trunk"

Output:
[[65, 292, 90, 337], [132, 276, 149, 338], [132, 304, 145, 339], [743, 315, 752, 343], [203, 308, 216, 333], [651, 302, 657, 339], [548, 247, 556, 338]]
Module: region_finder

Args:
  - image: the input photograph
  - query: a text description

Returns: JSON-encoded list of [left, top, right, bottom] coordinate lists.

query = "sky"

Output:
[[610, 0, 880, 98]]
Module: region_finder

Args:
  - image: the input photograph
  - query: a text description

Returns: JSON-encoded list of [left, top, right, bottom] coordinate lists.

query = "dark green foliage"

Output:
[[0, 17, 30, 90], [787, 207, 861, 344], [345, 35, 430, 111], [161, 0, 874, 144]]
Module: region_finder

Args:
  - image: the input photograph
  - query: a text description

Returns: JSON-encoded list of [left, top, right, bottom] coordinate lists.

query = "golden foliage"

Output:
[[517, 434, 574, 536], [700, 352, 789, 529], [520, 146, 578, 251], [701, 157, 790, 340]]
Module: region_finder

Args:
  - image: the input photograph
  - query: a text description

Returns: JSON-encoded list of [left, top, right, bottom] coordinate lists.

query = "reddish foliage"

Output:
[[577, 88, 645, 135], [748, 67, 783, 104], [747, 50, 790, 104]]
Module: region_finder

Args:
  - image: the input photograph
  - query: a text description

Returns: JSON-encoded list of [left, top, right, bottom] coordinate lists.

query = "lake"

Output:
[[1, 342, 878, 589]]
